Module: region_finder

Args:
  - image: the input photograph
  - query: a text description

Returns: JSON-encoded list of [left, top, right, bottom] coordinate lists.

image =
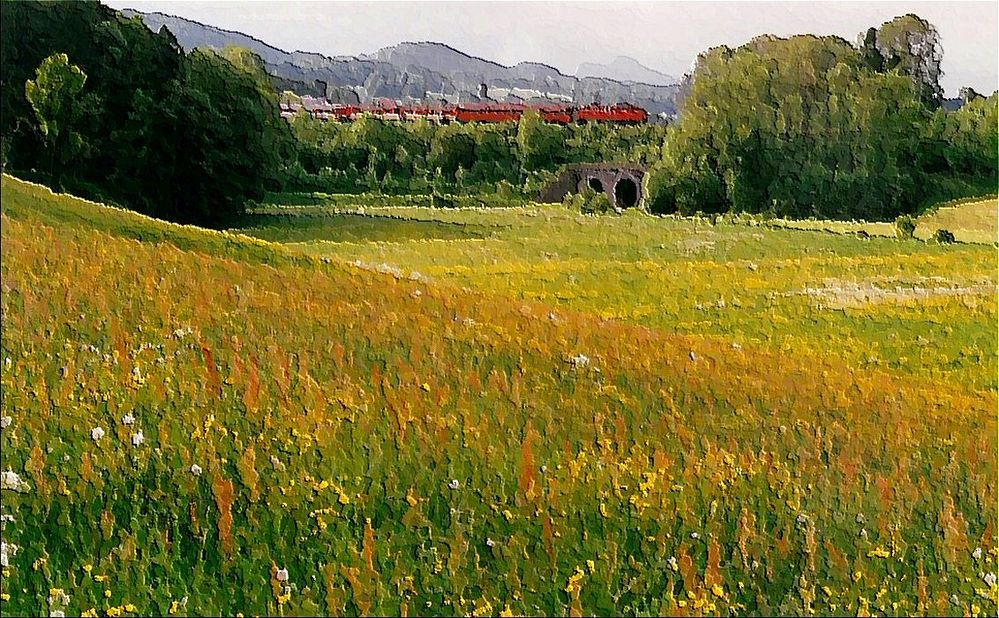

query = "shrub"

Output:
[[431, 193, 456, 209], [894, 215, 917, 239], [933, 228, 956, 243], [582, 191, 612, 215]]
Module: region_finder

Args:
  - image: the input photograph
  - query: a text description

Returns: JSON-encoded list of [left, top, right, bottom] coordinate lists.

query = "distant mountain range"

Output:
[[123, 10, 681, 116], [577, 56, 675, 87]]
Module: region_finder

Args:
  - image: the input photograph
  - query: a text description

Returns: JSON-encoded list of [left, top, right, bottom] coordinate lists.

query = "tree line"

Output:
[[645, 15, 997, 220], [0, 1, 667, 225], [1, 0, 293, 226], [1, 4, 995, 226], [285, 107, 668, 196]]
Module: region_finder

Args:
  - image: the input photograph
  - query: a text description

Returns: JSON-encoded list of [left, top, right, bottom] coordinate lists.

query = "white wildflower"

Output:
[[0, 540, 17, 567], [276, 567, 289, 582], [0, 416, 10, 429], [983, 572, 997, 587], [190, 464, 203, 476], [448, 479, 460, 490], [486, 538, 496, 548], [1, 470, 24, 491], [131, 431, 145, 447], [972, 547, 983, 560], [568, 354, 590, 369], [121, 413, 136, 426], [91, 427, 105, 441], [690, 532, 700, 539]]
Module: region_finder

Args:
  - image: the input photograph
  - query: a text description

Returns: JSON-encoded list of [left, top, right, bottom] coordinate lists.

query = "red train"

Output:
[[280, 101, 648, 125]]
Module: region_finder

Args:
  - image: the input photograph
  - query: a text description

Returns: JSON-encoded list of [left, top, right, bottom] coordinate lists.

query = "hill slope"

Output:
[[0, 176, 995, 616], [576, 56, 676, 86]]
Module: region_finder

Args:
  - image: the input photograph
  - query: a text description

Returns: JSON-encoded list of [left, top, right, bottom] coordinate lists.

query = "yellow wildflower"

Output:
[[867, 546, 890, 559], [565, 567, 586, 594]]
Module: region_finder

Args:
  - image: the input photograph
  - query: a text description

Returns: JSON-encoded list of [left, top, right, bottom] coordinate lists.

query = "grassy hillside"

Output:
[[234, 200, 998, 393], [760, 195, 998, 244], [1, 176, 996, 617]]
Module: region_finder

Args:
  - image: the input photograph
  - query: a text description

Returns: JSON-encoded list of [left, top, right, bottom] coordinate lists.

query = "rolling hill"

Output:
[[0, 174, 995, 615]]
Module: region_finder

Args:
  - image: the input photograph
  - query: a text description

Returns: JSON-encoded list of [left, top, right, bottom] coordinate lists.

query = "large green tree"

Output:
[[2, 0, 294, 226], [24, 53, 88, 188], [646, 34, 928, 220], [864, 14, 944, 109]]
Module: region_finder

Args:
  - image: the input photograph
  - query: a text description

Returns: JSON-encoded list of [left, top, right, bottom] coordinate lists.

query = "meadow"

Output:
[[1, 175, 997, 617]]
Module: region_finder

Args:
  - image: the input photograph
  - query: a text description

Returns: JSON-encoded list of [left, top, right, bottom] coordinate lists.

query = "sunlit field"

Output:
[[2, 176, 997, 617], [237, 196, 998, 393]]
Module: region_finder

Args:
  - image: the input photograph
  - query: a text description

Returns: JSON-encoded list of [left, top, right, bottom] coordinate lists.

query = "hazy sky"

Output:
[[104, 1, 998, 95]]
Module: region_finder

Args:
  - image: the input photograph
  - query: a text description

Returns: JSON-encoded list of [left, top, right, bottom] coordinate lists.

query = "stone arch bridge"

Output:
[[539, 163, 646, 209]]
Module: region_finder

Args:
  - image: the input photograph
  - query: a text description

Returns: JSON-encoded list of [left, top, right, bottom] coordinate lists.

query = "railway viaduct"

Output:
[[539, 163, 646, 209]]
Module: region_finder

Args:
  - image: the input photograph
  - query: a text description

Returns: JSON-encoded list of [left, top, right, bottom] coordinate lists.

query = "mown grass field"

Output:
[[1, 175, 997, 617]]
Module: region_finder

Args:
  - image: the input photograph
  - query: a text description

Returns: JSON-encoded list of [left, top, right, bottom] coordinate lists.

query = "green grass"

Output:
[[232, 201, 998, 393], [761, 195, 997, 244], [1, 175, 996, 617]]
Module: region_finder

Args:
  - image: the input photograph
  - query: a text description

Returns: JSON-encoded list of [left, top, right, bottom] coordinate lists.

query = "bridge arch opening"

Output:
[[614, 178, 639, 208], [587, 177, 604, 193]]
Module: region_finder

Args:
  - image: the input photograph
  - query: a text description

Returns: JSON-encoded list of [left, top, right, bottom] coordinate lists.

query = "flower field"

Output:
[[1, 175, 997, 616]]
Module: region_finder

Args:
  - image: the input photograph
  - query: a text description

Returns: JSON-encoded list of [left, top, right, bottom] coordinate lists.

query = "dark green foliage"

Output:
[[645, 18, 997, 222], [933, 228, 956, 244], [24, 53, 89, 189], [1, 0, 293, 226], [894, 215, 917, 239], [286, 108, 669, 197]]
